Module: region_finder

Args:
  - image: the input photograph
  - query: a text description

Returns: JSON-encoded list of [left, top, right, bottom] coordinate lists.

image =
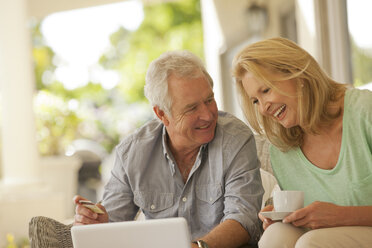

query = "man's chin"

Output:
[[194, 124, 216, 142], [198, 132, 215, 144]]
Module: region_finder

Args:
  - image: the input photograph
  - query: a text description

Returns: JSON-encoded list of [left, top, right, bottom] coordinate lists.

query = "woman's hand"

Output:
[[283, 201, 344, 229], [258, 205, 275, 230]]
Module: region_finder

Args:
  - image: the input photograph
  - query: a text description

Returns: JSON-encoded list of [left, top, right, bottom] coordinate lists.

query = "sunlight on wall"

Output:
[[347, 0, 372, 87], [347, 0, 372, 49], [295, 0, 316, 58], [40, 0, 144, 90]]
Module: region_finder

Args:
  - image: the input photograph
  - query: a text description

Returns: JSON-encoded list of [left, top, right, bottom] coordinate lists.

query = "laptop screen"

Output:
[[71, 217, 191, 248]]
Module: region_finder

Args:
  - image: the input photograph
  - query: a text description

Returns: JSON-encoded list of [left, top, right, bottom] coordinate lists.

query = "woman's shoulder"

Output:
[[344, 88, 372, 123], [269, 143, 299, 162], [345, 88, 372, 108]]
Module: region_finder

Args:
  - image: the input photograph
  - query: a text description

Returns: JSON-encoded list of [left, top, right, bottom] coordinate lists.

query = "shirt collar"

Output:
[[162, 126, 208, 156], [161, 126, 208, 173]]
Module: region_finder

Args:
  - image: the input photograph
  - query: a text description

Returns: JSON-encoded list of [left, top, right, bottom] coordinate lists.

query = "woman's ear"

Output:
[[153, 106, 169, 126]]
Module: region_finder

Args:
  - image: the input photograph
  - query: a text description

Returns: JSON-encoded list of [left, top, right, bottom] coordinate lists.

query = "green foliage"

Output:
[[31, 20, 56, 90], [34, 84, 126, 155], [5, 233, 29, 248], [32, 0, 203, 156], [100, 0, 203, 103], [35, 91, 81, 156], [350, 39, 372, 86]]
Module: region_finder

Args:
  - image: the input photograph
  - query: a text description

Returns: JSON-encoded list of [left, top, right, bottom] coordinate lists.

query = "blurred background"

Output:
[[0, 0, 371, 247]]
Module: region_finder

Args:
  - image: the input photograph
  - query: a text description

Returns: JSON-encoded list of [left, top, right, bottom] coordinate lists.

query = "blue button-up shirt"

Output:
[[102, 111, 264, 244]]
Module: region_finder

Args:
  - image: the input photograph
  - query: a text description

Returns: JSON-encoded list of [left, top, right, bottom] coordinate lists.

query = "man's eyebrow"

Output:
[[184, 102, 198, 110], [207, 92, 214, 99], [183, 93, 215, 110]]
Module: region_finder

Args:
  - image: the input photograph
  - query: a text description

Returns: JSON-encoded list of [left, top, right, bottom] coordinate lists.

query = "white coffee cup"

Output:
[[273, 190, 304, 212]]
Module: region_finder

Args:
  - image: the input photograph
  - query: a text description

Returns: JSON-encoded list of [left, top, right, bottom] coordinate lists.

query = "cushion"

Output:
[[254, 135, 273, 175]]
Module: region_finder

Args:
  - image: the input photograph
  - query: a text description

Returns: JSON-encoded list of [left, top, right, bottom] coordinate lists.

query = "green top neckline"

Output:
[[295, 89, 350, 175]]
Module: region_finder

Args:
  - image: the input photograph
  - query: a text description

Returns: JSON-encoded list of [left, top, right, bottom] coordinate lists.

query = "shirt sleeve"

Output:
[[221, 134, 264, 244], [102, 144, 139, 222]]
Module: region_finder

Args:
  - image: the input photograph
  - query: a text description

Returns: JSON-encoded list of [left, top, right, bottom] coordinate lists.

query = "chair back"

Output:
[[29, 216, 73, 248]]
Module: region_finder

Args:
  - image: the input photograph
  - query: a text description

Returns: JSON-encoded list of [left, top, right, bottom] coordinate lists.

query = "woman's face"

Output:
[[241, 71, 300, 129]]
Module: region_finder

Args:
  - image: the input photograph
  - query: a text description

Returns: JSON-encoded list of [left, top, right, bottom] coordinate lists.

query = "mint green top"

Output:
[[270, 88, 372, 206]]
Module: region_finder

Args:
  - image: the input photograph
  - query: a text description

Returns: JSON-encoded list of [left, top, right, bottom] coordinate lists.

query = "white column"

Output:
[[295, 0, 318, 59], [0, 2, 64, 246], [325, 0, 352, 84], [297, 0, 352, 84], [200, 0, 225, 111], [0, 0, 40, 185]]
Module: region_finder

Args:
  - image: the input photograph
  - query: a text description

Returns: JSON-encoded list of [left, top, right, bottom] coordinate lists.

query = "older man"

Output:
[[74, 51, 264, 248]]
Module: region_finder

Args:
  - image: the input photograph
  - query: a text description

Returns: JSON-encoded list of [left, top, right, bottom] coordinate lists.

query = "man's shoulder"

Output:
[[116, 118, 163, 152], [216, 111, 253, 137]]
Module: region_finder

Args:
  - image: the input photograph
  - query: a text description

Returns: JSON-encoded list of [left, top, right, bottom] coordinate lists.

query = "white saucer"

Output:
[[260, 211, 293, 221]]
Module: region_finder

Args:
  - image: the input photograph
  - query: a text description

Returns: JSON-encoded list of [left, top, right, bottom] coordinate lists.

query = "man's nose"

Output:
[[199, 103, 214, 120]]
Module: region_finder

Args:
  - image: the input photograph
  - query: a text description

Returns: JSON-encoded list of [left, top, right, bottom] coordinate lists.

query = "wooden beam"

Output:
[[28, 0, 178, 19], [28, 0, 127, 18]]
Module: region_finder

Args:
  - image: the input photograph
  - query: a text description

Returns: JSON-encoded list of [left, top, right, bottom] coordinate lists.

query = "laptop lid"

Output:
[[71, 217, 191, 248]]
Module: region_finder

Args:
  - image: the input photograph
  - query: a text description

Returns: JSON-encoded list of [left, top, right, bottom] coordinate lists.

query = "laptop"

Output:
[[71, 217, 191, 248]]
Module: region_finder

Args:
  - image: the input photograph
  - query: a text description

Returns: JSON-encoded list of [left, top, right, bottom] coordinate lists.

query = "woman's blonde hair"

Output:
[[232, 37, 348, 151]]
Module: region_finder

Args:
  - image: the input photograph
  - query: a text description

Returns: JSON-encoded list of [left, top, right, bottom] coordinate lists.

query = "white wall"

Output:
[[202, 0, 296, 120]]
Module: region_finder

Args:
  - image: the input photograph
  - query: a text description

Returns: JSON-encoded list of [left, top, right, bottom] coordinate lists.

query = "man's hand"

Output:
[[283, 201, 343, 229], [258, 205, 275, 230], [191, 242, 198, 248], [73, 195, 109, 225]]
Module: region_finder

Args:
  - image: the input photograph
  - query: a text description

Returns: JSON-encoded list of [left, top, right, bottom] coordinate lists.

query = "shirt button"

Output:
[[209, 197, 213, 202], [182, 197, 187, 202], [150, 204, 156, 210]]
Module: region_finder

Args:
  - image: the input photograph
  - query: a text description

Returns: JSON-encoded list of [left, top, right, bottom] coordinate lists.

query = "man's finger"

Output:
[[76, 204, 98, 219], [73, 195, 88, 204]]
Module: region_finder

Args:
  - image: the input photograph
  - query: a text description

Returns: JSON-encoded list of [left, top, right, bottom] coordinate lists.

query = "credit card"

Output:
[[79, 200, 105, 214]]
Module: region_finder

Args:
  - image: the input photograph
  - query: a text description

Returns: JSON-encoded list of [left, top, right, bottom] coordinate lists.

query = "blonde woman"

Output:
[[232, 37, 372, 247]]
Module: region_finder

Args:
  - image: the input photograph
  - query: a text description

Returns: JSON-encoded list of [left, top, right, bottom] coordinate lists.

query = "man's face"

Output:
[[163, 74, 218, 151]]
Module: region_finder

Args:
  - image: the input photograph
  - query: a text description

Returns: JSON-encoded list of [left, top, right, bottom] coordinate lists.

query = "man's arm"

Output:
[[192, 219, 250, 248], [100, 147, 139, 222], [203, 126, 264, 247]]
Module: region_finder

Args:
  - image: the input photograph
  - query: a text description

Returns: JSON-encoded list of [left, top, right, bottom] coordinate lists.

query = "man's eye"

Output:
[[206, 98, 214, 104], [187, 106, 197, 112]]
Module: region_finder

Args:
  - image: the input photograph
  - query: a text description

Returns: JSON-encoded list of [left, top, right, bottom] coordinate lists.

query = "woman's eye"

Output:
[[263, 88, 270, 93], [252, 99, 258, 104]]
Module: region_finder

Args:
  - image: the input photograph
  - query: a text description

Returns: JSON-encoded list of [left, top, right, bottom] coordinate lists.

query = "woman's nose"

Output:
[[259, 101, 271, 115]]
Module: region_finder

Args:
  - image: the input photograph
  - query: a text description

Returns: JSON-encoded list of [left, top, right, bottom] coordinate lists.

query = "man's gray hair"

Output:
[[144, 50, 213, 116]]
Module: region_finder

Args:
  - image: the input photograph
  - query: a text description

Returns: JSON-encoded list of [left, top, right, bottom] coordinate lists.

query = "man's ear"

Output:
[[153, 106, 169, 126]]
